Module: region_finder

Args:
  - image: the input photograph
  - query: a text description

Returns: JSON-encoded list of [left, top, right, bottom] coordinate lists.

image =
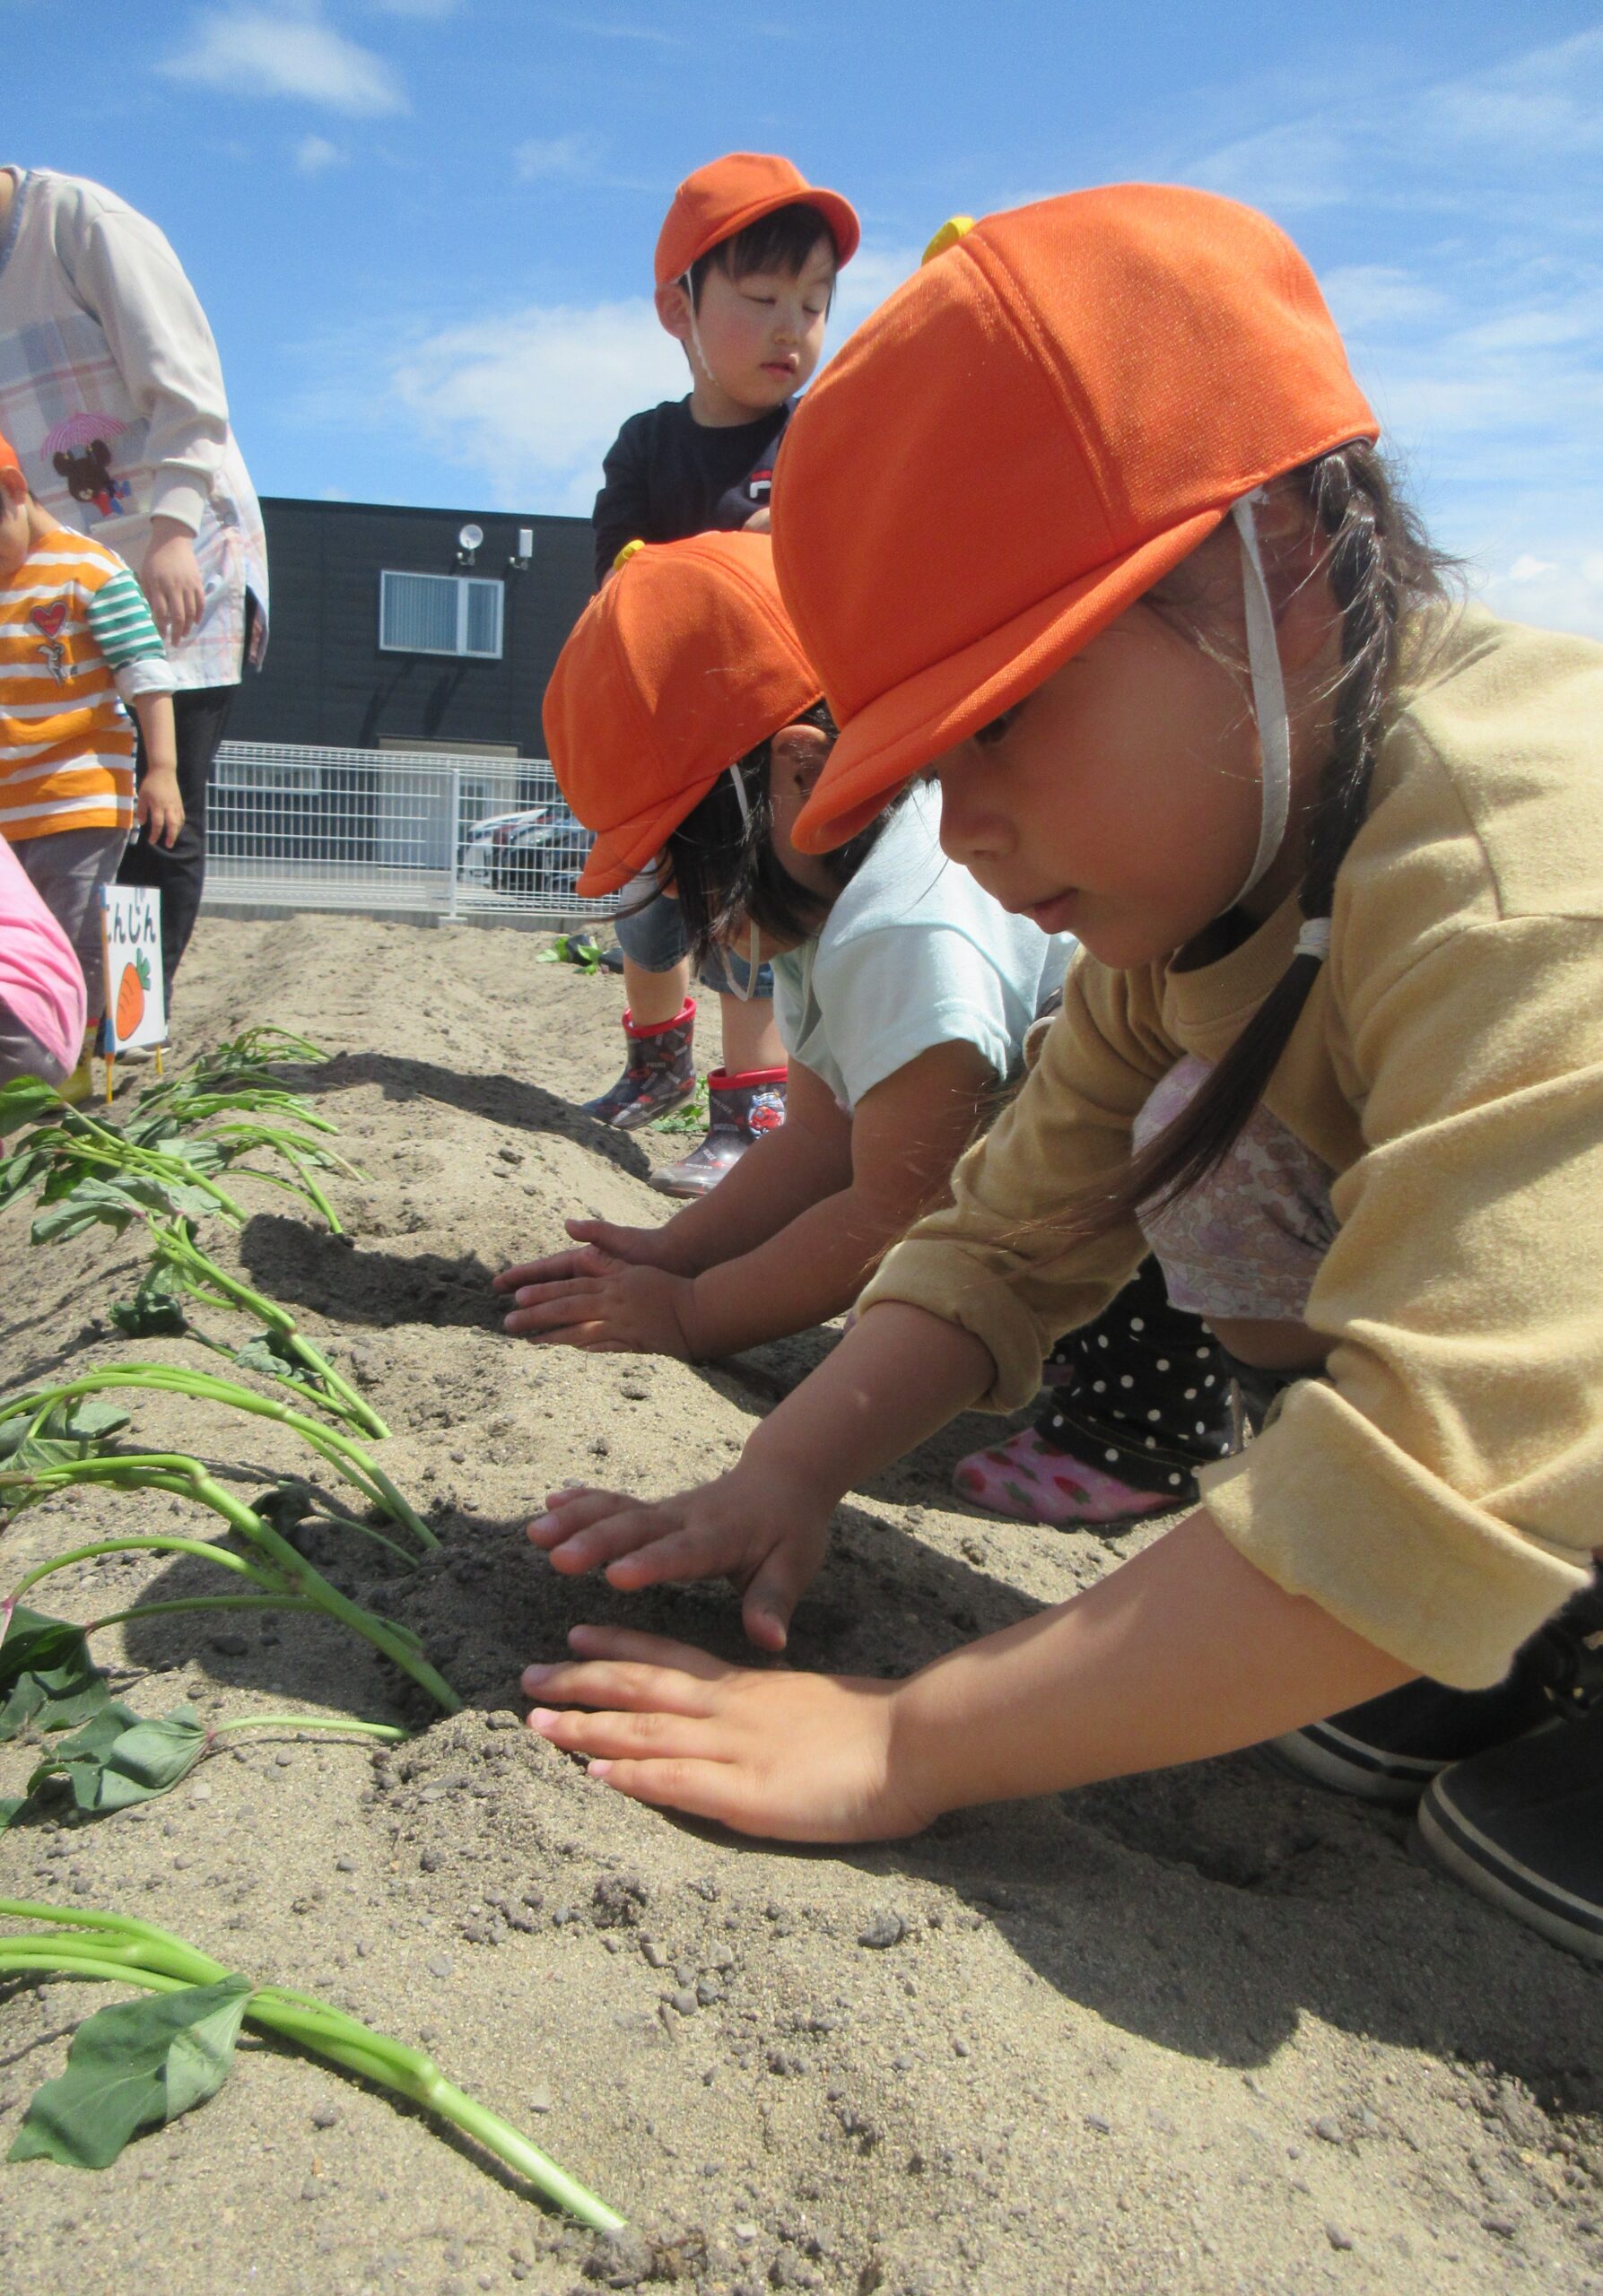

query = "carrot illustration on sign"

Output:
[[115, 951, 150, 1042]]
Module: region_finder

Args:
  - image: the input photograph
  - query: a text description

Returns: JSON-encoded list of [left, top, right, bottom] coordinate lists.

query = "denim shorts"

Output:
[[613, 880, 773, 1000]]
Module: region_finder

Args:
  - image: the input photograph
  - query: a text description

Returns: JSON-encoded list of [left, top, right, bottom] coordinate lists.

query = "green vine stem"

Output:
[[0, 1902, 626, 2233]]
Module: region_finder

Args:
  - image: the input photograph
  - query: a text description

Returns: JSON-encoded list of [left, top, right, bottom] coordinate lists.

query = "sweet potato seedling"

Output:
[[0, 1379, 457, 1713], [0, 1900, 626, 2231]]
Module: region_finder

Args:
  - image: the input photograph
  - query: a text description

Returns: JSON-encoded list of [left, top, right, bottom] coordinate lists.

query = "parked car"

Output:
[[457, 806, 560, 888], [490, 806, 596, 901]]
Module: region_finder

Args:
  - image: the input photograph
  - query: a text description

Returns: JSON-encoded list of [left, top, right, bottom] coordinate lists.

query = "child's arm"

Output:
[[128, 692, 183, 848], [521, 1507, 1415, 1843], [502, 1048, 987, 1357], [496, 1062, 851, 1302], [531, 1295, 997, 1648]]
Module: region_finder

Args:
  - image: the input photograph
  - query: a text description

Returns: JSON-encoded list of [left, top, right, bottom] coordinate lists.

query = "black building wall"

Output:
[[227, 497, 594, 755]]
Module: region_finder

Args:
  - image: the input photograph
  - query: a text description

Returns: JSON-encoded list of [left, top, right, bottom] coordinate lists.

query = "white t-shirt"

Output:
[[770, 787, 1075, 1112]]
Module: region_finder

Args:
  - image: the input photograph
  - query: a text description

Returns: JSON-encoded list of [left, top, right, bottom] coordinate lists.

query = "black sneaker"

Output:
[[1416, 1705, 1603, 1961], [1269, 1572, 1603, 1806]]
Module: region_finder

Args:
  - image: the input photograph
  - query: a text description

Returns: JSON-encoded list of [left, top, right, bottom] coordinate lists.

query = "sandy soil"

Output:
[[2, 911, 1600, 2296]]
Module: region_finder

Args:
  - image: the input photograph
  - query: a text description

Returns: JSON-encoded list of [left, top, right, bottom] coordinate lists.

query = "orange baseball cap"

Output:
[[771, 183, 1380, 852], [0, 429, 20, 475], [543, 531, 822, 898], [654, 152, 859, 289]]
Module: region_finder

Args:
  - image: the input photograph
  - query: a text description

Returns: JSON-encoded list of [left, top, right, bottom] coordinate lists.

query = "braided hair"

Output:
[[1052, 439, 1457, 1248]]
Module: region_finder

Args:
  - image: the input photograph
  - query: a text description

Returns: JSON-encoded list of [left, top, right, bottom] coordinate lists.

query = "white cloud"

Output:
[[293, 132, 345, 175], [384, 299, 686, 513], [514, 134, 601, 183], [162, 5, 407, 116], [1477, 554, 1603, 642]]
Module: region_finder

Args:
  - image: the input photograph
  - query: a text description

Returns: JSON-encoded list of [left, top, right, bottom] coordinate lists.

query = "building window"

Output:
[[379, 570, 504, 659]]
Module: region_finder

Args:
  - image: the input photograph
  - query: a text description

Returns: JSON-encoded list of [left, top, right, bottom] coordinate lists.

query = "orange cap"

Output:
[[654, 152, 859, 289], [543, 531, 822, 898], [0, 428, 20, 476], [771, 184, 1380, 851]]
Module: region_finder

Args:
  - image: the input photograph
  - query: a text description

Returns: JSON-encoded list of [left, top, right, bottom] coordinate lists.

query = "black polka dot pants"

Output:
[[1033, 1256, 1235, 1500]]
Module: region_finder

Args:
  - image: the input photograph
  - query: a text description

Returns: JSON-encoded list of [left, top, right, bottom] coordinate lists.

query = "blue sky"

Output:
[[12, 1, 1603, 632]]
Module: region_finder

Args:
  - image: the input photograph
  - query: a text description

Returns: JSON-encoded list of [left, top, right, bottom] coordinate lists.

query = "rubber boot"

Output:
[[60, 1032, 97, 1106], [582, 1000, 697, 1130], [650, 1065, 786, 1197]]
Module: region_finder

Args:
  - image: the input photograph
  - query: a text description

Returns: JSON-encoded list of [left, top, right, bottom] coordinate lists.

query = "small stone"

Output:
[[1482, 2214, 1519, 2239], [1312, 2116, 1345, 2145], [1085, 2112, 1111, 2135], [669, 1987, 698, 2016], [953, 2038, 971, 2058], [427, 1955, 454, 1980], [857, 1915, 906, 1950], [695, 1978, 720, 2005], [640, 1941, 667, 1969], [528, 2084, 553, 2114], [732, 2222, 760, 2244], [1326, 2223, 1354, 2252], [310, 2103, 339, 2129], [274, 1750, 295, 1767], [210, 1633, 249, 1657], [189, 1783, 213, 1804], [334, 1856, 357, 1874]]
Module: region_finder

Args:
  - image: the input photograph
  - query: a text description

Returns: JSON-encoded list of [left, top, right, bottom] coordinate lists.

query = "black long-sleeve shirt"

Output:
[[591, 396, 793, 583]]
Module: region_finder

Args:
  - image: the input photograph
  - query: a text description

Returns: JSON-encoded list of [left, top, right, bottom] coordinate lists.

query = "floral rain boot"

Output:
[[649, 1065, 787, 1198], [582, 999, 696, 1130], [953, 1425, 1181, 1526]]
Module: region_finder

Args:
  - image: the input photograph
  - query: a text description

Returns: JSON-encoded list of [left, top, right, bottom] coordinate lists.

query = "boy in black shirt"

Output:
[[586, 152, 858, 1196]]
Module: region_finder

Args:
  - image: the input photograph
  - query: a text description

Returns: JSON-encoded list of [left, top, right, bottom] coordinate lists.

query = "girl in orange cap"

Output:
[[498, 529, 1070, 1367], [520, 187, 1603, 1959]]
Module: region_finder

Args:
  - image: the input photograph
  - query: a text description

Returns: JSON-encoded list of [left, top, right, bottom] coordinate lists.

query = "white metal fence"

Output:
[[204, 742, 615, 922]]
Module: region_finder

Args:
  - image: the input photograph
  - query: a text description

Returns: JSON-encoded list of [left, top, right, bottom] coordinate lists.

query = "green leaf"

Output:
[[109, 1264, 190, 1340], [0, 1398, 131, 1468], [0, 1794, 25, 1829], [27, 1702, 209, 1815], [233, 1331, 299, 1381], [0, 1608, 110, 1740], [31, 1178, 142, 1243], [0, 1077, 63, 1130], [9, 1976, 253, 2169]]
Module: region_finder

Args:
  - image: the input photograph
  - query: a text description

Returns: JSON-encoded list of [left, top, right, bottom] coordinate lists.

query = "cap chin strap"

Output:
[[725, 763, 760, 999], [680, 272, 716, 385], [1229, 492, 1293, 909]]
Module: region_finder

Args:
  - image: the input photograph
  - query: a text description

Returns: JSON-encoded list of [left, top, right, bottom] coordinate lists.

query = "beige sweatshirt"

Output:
[[858, 607, 1603, 1687]]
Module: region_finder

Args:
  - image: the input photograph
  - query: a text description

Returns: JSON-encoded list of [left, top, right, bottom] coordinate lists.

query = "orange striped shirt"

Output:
[[0, 529, 166, 844]]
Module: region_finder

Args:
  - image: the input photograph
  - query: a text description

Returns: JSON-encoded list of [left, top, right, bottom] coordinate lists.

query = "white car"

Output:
[[457, 806, 559, 886]]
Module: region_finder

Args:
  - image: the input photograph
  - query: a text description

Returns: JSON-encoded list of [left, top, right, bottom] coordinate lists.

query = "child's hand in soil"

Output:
[[499, 1245, 698, 1358], [496, 1217, 673, 1300], [527, 1465, 831, 1650], [523, 1624, 933, 1842]]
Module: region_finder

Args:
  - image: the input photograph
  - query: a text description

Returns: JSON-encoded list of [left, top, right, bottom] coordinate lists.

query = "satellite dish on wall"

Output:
[[457, 524, 484, 552]]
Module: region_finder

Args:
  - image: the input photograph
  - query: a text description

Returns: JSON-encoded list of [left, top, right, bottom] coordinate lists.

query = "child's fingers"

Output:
[[494, 1251, 585, 1290], [551, 1503, 693, 1576], [602, 1516, 746, 1591], [527, 1488, 636, 1548], [527, 1703, 722, 1763], [523, 1652, 722, 1714], [581, 1756, 753, 1828]]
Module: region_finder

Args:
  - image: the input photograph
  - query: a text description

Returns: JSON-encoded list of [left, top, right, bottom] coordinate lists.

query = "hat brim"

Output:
[[790, 506, 1229, 853], [575, 774, 730, 898], [666, 187, 861, 284]]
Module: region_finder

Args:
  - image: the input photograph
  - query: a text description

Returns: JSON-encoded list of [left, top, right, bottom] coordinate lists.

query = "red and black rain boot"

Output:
[[649, 1065, 786, 1197], [583, 999, 697, 1130]]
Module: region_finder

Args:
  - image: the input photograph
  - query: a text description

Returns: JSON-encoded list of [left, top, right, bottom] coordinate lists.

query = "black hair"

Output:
[[687, 202, 839, 310], [658, 699, 891, 962]]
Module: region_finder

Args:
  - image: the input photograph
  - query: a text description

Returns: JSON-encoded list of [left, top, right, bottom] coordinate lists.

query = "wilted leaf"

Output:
[[9, 1976, 253, 2169], [0, 1399, 130, 1468], [30, 1178, 143, 1242], [109, 1265, 189, 1340], [0, 1609, 109, 1739], [233, 1332, 299, 1381], [0, 1077, 62, 1130], [27, 1702, 209, 1815]]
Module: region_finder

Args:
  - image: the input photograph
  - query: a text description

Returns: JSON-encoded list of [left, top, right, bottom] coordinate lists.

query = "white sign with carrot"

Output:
[[99, 884, 166, 1053]]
